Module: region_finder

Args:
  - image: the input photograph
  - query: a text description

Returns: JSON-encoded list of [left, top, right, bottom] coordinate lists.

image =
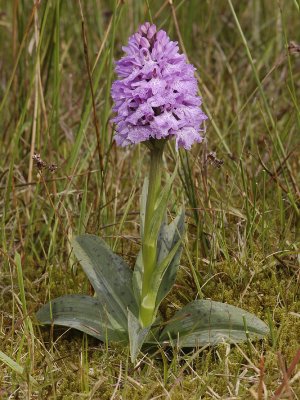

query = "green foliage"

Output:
[[133, 178, 185, 310], [37, 215, 269, 362], [133, 203, 184, 308], [127, 310, 151, 363], [147, 164, 178, 246], [155, 209, 185, 307], [0, 350, 37, 386], [160, 300, 269, 346], [72, 234, 138, 328], [37, 210, 188, 361], [36, 294, 127, 342]]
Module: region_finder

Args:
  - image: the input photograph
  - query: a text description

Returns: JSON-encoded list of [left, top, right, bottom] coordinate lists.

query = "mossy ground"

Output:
[[0, 0, 299, 398]]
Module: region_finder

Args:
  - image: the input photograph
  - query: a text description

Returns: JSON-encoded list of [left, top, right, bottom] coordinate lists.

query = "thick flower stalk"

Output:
[[111, 22, 207, 327], [139, 141, 165, 326]]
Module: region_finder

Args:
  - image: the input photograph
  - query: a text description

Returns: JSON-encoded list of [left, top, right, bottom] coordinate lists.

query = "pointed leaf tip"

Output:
[[160, 300, 269, 347], [36, 294, 127, 342], [72, 234, 138, 329]]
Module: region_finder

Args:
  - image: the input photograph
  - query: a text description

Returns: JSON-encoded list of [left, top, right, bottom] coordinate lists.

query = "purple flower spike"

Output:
[[111, 23, 208, 150]]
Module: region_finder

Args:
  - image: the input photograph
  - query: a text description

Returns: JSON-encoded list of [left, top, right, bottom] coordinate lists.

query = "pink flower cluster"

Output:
[[111, 23, 207, 150]]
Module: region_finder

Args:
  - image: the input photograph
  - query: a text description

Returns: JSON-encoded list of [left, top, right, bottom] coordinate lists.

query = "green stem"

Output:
[[139, 143, 164, 327]]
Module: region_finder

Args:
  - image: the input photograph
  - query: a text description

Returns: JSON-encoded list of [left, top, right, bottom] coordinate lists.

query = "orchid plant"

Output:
[[37, 23, 269, 362]]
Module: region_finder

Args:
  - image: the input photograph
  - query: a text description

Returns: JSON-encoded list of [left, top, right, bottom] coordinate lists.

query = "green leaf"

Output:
[[72, 234, 138, 328], [160, 300, 269, 347], [128, 310, 151, 362], [36, 295, 127, 342], [148, 239, 182, 307], [156, 209, 185, 307], [0, 350, 38, 386], [133, 209, 185, 307], [132, 249, 143, 305], [140, 177, 149, 239], [132, 178, 148, 304], [148, 164, 178, 246], [132, 178, 149, 304]]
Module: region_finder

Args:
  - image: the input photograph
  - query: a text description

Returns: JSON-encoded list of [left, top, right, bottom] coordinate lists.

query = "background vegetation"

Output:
[[0, 0, 299, 398]]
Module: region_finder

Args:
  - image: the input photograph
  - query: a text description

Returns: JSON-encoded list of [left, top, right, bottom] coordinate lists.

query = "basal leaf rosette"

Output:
[[111, 22, 207, 150]]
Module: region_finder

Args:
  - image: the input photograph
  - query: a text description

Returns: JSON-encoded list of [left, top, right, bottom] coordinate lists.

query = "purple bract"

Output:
[[111, 22, 207, 150]]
